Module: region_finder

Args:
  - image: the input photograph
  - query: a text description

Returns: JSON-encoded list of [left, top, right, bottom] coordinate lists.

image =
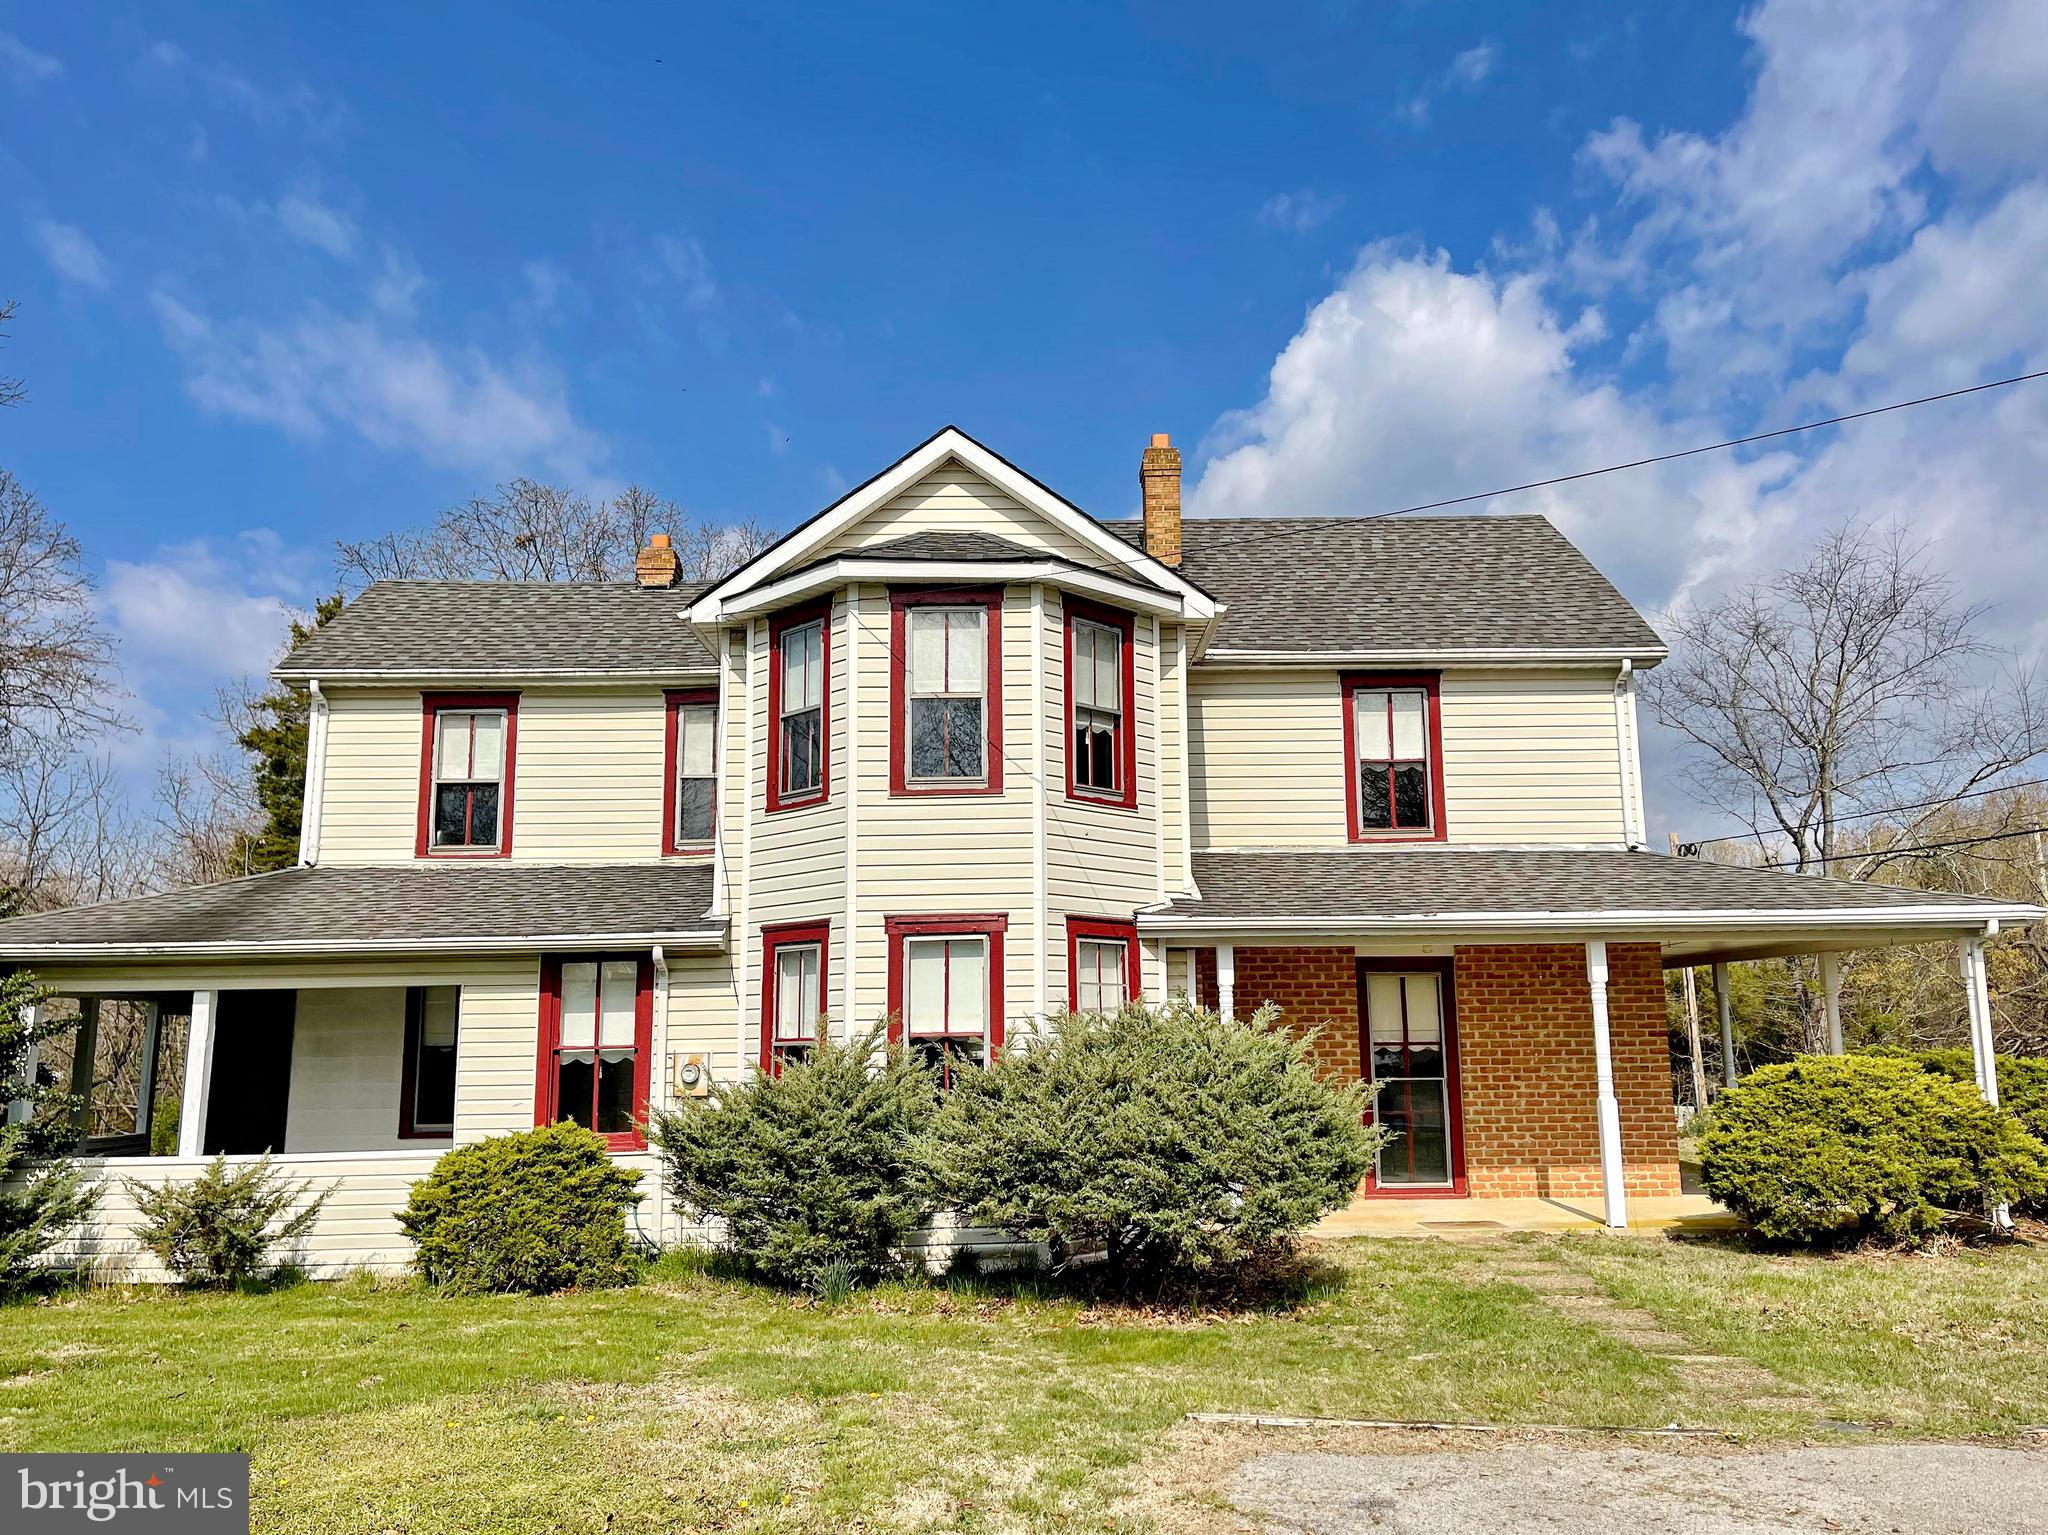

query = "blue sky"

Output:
[[5, 2, 2047, 835]]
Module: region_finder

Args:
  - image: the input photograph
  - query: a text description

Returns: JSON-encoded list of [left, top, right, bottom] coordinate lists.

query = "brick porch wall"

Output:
[[1221, 941, 1681, 1201]]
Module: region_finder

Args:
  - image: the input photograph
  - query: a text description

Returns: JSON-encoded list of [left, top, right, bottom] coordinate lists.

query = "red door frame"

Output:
[[1355, 955, 1467, 1197]]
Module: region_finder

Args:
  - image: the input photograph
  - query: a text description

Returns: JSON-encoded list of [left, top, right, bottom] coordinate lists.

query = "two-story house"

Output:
[[3, 426, 2034, 1272]]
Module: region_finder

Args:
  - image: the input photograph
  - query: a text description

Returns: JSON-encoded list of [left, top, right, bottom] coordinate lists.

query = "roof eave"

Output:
[[1134, 903, 2038, 936], [271, 666, 719, 685], [0, 928, 730, 963], [692, 557, 1194, 624], [1196, 645, 1670, 669]]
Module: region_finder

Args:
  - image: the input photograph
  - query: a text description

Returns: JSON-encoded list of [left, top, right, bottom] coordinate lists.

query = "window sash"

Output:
[[408, 985, 460, 1134], [906, 608, 988, 783], [1353, 687, 1432, 831], [903, 936, 988, 1039], [1070, 616, 1125, 797], [431, 708, 507, 848], [551, 960, 641, 1136], [773, 944, 822, 1044], [1074, 939, 1128, 1013], [674, 701, 717, 845]]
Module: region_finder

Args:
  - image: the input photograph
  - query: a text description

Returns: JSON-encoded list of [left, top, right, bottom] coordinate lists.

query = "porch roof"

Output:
[[1138, 848, 2040, 964], [0, 862, 722, 960]]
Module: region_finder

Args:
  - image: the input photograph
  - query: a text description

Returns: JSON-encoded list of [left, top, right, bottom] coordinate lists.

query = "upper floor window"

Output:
[[1342, 673, 1444, 841], [401, 985, 460, 1138], [890, 588, 1003, 795], [1068, 917, 1137, 1013], [537, 955, 650, 1148], [761, 921, 828, 1073], [663, 688, 718, 855], [418, 693, 518, 857], [887, 914, 1006, 1090], [769, 604, 829, 812], [1065, 599, 1135, 809]]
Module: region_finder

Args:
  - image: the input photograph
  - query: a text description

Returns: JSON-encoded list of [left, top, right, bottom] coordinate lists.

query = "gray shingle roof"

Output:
[[1150, 848, 2026, 923], [276, 581, 716, 679], [1106, 515, 1665, 656], [0, 863, 721, 958]]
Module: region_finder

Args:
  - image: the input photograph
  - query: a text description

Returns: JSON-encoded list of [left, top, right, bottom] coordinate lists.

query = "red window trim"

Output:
[[1339, 672, 1447, 843], [760, 920, 831, 1073], [1062, 596, 1138, 811], [416, 692, 520, 859], [661, 687, 719, 857], [888, 586, 1005, 797], [398, 985, 457, 1140], [533, 953, 655, 1151], [1066, 916, 1139, 1011], [766, 600, 832, 814], [884, 913, 1007, 1058], [1354, 956, 1466, 1197]]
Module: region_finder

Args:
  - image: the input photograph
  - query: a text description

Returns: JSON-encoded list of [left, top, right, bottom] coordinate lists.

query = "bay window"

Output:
[[886, 914, 1006, 1089], [890, 588, 1003, 795], [769, 604, 829, 811], [537, 955, 651, 1147], [761, 922, 829, 1072], [663, 688, 718, 854], [1064, 599, 1135, 808], [418, 693, 518, 856], [1342, 673, 1444, 841]]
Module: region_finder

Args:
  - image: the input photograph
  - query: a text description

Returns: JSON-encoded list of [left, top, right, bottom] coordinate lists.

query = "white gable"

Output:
[[811, 462, 1116, 568]]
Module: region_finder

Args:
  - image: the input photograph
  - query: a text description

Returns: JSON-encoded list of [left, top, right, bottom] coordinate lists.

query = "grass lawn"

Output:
[[2, 1235, 2043, 1534]]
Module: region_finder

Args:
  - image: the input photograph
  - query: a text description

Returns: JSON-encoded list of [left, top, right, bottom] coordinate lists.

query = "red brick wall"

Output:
[[1225, 940, 1680, 1201]]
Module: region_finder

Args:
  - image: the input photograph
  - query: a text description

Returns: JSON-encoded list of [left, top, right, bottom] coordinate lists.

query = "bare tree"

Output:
[[0, 743, 155, 911], [0, 469, 124, 769], [1644, 521, 2046, 878], [334, 480, 772, 592], [0, 299, 24, 410]]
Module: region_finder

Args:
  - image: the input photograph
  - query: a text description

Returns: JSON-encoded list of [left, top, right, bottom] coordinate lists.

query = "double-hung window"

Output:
[[1067, 917, 1137, 1013], [663, 688, 718, 854], [1065, 600, 1135, 807], [1343, 674, 1443, 840], [419, 693, 517, 856], [887, 914, 1006, 1090], [770, 605, 828, 810], [890, 588, 1002, 795], [761, 922, 828, 1072], [401, 985, 460, 1138], [538, 956, 650, 1146]]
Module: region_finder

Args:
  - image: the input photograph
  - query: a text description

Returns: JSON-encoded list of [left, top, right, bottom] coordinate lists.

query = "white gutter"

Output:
[[1613, 660, 1645, 849], [695, 558, 1190, 624], [0, 930, 729, 962], [272, 667, 719, 684], [1133, 903, 2044, 936], [297, 679, 330, 866], [1198, 646, 1668, 668]]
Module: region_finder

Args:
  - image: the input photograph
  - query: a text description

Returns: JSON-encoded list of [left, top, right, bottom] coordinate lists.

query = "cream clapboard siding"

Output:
[[845, 585, 1040, 1035], [813, 463, 1117, 570], [1044, 591, 1167, 1004], [317, 684, 683, 863], [284, 985, 412, 1152], [1188, 667, 1629, 848]]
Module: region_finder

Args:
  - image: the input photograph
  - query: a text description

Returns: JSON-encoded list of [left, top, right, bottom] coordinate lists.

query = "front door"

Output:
[[1357, 959, 1464, 1193]]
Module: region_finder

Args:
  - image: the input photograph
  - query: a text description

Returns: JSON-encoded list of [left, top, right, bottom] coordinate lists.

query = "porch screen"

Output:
[[553, 959, 640, 1135], [1364, 970, 1451, 1187]]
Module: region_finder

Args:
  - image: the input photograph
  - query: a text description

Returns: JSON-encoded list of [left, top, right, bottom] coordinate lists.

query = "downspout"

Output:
[[642, 941, 671, 1250], [1614, 660, 1644, 850], [298, 679, 330, 866]]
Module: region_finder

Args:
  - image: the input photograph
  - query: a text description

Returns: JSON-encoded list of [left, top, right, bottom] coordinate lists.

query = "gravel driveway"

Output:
[[1227, 1441, 2048, 1534]]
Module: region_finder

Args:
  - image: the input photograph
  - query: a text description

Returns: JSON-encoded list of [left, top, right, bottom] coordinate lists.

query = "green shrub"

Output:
[[1698, 1054, 2048, 1244], [927, 1000, 1380, 1292], [126, 1155, 330, 1287], [398, 1123, 643, 1293], [1864, 1046, 2048, 1143], [1, 971, 99, 1296], [650, 1027, 937, 1291]]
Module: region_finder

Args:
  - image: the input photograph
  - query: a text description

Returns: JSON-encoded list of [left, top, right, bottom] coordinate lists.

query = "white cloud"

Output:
[[1398, 38, 1501, 124], [653, 234, 718, 310], [1258, 190, 1343, 235], [0, 30, 61, 86], [30, 220, 112, 289], [276, 193, 358, 259], [101, 535, 306, 683], [142, 37, 349, 135], [149, 289, 607, 482]]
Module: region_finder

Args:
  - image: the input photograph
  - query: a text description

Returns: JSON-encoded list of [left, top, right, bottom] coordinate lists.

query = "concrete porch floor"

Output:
[[1311, 1192, 1739, 1238]]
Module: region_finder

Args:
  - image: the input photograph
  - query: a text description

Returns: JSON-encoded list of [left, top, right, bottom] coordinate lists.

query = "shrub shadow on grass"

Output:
[[939, 1242, 1351, 1317]]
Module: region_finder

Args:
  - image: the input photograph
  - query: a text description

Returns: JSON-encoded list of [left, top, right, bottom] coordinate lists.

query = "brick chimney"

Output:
[[635, 531, 679, 588], [1140, 432, 1182, 567]]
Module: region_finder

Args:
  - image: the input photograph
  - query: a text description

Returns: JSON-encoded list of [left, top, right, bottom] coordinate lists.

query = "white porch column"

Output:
[[1216, 944, 1235, 1021], [177, 989, 218, 1159], [1959, 935, 2001, 1106], [1713, 961, 1736, 1088], [1146, 939, 1169, 1003], [1585, 940, 1628, 1230], [1819, 951, 1844, 1054], [6, 1001, 39, 1124]]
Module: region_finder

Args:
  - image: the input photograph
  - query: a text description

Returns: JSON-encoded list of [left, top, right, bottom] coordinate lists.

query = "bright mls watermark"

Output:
[[5, 1456, 248, 1533]]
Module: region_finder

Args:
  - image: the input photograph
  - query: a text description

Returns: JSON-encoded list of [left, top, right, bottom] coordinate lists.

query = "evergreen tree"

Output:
[[0, 914, 98, 1291], [234, 595, 343, 874]]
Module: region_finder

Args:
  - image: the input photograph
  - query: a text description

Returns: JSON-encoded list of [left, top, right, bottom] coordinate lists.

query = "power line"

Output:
[[1191, 367, 2048, 559], [1756, 824, 2048, 870], [1683, 776, 2048, 851]]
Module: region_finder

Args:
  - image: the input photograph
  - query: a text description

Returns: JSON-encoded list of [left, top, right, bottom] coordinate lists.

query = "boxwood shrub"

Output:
[[926, 1000, 1379, 1293], [650, 1027, 938, 1291], [399, 1122, 644, 1293], [1865, 1046, 2048, 1212], [1698, 1054, 2048, 1244]]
